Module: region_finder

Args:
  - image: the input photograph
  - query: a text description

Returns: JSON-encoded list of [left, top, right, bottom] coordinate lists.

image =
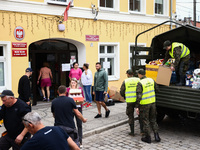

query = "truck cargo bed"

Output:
[[156, 85, 200, 113]]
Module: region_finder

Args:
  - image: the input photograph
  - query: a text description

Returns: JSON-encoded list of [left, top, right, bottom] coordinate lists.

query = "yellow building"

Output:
[[0, 0, 176, 105]]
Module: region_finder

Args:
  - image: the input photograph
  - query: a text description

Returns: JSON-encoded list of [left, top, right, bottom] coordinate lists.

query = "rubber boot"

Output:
[[154, 132, 161, 142], [141, 135, 151, 144], [129, 124, 134, 136], [176, 75, 185, 86]]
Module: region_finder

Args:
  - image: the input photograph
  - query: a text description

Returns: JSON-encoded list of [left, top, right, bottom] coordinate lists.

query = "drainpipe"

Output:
[[170, 0, 173, 29]]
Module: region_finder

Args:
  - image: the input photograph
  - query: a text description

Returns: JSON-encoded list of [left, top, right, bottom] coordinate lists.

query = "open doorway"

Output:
[[29, 39, 78, 105]]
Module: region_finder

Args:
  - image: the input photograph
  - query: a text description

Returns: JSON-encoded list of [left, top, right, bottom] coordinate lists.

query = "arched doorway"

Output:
[[29, 38, 83, 105]]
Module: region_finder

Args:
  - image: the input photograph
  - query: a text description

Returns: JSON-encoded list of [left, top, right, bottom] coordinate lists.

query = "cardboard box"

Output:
[[108, 86, 125, 102], [146, 64, 172, 86]]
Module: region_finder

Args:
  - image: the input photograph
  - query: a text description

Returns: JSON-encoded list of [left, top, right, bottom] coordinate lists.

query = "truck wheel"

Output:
[[157, 113, 165, 123], [156, 107, 165, 123]]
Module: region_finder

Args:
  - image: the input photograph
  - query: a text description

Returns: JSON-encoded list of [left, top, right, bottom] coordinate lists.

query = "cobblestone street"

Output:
[[83, 117, 200, 150]]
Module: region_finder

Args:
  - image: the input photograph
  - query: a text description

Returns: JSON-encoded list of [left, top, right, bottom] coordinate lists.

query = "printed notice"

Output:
[[62, 63, 71, 71]]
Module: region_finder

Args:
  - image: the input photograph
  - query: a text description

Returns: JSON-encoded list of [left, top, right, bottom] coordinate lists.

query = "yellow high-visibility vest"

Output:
[[125, 77, 140, 103], [140, 78, 155, 105], [169, 42, 190, 58]]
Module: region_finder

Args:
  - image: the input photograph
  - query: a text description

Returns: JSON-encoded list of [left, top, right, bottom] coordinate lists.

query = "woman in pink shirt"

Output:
[[69, 62, 82, 82]]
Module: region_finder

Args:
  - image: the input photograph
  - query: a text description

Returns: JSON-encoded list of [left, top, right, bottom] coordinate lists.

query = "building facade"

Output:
[[0, 0, 176, 105]]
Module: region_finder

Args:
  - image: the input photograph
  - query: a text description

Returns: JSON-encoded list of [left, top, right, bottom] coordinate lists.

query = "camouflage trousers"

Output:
[[139, 103, 158, 137], [176, 54, 190, 76], [126, 102, 136, 125]]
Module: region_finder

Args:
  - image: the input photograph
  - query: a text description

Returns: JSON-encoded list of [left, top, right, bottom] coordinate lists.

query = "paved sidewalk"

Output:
[[0, 101, 128, 138]]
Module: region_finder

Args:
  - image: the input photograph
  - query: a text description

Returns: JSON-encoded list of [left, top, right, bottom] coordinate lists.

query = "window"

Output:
[[155, 0, 163, 14], [99, 44, 119, 80], [47, 0, 73, 6], [0, 47, 4, 86], [0, 42, 11, 92], [129, 0, 140, 12], [129, 44, 146, 69], [100, 0, 114, 8]]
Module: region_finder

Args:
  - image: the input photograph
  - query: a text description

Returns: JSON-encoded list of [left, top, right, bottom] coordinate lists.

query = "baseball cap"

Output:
[[137, 69, 146, 75], [126, 69, 133, 75], [25, 68, 33, 72], [0, 90, 14, 97], [163, 40, 171, 49]]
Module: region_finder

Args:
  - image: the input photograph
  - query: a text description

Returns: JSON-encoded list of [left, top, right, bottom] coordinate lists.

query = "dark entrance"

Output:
[[29, 39, 78, 105]]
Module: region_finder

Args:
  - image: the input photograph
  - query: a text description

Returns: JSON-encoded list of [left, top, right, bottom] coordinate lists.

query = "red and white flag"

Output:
[[64, 2, 71, 21]]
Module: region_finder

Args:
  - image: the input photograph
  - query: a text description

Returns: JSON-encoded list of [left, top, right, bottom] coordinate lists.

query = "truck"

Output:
[[133, 21, 200, 122]]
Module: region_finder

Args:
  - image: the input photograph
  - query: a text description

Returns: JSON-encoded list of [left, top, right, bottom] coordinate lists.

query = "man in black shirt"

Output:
[[51, 85, 87, 146], [0, 90, 31, 150], [18, 68, 33, 106]]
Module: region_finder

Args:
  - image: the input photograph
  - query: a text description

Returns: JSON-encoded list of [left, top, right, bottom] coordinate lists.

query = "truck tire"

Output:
[[156, 107, 165, 123]]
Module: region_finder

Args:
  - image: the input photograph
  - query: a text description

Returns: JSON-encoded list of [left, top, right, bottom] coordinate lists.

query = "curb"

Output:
[[83, 119, 128, 138]]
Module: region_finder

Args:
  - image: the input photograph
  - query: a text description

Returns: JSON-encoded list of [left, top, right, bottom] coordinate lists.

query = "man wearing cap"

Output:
[[136, 69, 161, 144], [18, 68, 33, 106], [162, 40, 190, 86], [0, 90, 31, 149], [120, 69, 140, 136]]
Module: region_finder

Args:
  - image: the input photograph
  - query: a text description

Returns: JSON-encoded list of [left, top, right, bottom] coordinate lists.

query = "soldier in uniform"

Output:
[[162, 40, 190, 86], [120, 69, 140, 136], [136, 69, 161, 144]]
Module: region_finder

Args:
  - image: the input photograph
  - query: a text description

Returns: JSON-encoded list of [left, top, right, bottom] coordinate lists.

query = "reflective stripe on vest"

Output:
[[169, 42, 190, 58], [140, 78, 155, 105], [125, 77, 140, 103]]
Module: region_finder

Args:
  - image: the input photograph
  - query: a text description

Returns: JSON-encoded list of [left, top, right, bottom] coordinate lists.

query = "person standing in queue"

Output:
[[18, 68, 33, 107], [162, 40, 190, 86], [69, 62, 82, 86], [120, 69, 140, 136], [136, 69, 161, 144], [93, 62, 110, 118], [51, 85, 87, 147], [81, 63, 93, 108], [66, 78, 84, 146]]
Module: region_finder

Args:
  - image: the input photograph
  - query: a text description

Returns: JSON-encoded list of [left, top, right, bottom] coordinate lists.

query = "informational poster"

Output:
[[62, 63, 71, 71], [103, 62, 110, 69]]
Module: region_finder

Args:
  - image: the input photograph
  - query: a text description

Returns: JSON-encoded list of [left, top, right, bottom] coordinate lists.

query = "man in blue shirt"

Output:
[[21, 112, 79, 150]]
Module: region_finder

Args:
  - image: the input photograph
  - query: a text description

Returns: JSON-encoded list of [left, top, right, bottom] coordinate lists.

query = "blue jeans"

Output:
[[83, 85, 92, 103]]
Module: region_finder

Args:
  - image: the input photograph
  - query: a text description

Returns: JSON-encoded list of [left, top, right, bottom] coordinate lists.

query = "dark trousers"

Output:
[[139, 103, 159, 137], [0, 134, 21, 150], [176, 55, 190, 78], [75, 107, 82, 144], [126, 102, 136, 125]]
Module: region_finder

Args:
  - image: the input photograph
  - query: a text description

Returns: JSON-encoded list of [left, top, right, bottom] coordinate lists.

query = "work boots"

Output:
[[141, 136, 151, 143], [154, 132, 161, 142], [129, 124, 134, 136]]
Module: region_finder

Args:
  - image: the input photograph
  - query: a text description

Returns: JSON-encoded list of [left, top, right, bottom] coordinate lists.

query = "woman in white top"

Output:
[[81, 63, 93, 107]]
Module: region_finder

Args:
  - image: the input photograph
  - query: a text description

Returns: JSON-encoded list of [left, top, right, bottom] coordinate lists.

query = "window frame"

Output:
[[154, 0, 169, 16], [129, 43, 147, 69], [128, 0, 146, 14], [98, 42, 120, 81], [0, 41, 12, 92], [46, 0, 73, 6], [98, 0, 119, 12]]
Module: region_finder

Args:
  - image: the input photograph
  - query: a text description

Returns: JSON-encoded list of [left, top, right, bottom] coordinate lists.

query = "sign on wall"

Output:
[[12, 42, 27, 48], [14, 26, 25, 41], [86, 35, 99, 41], [12, 50, 27, 57]]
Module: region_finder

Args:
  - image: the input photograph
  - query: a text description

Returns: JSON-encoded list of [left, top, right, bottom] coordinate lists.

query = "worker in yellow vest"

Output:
[[162, 40, 190, 86], [136, 69, 161, 144], [120, 69, 140, 136]]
